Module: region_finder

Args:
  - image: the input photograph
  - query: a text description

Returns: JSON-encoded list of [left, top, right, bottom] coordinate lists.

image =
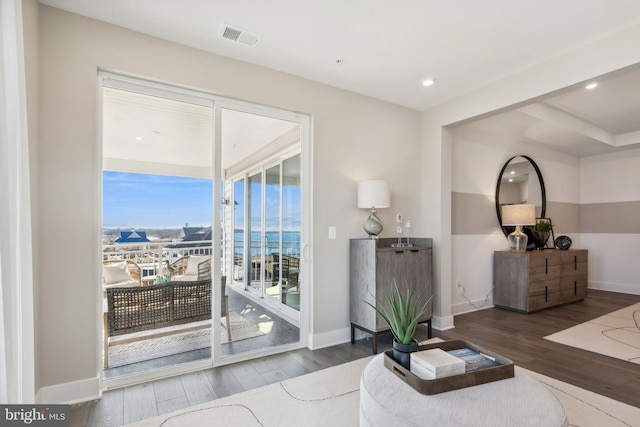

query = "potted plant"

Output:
[[529, 219, 553, 250], [364, 279, 434, 369]]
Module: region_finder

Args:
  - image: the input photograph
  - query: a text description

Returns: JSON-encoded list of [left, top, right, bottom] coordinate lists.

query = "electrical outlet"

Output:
[[456, 280, 464, 295]]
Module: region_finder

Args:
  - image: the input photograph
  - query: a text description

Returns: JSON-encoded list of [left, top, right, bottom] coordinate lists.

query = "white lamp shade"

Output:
[[501, 204, 536, 226], [358, 180, 390, 209]]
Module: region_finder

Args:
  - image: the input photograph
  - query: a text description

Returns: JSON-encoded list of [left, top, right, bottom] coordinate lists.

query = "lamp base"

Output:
[[363, 209, 383, 238], [508, 226, 528, 252]]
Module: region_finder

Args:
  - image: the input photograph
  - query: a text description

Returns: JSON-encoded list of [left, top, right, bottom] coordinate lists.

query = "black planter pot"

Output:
[[531, 231, 550, 249], [392, 338, 419, 369]]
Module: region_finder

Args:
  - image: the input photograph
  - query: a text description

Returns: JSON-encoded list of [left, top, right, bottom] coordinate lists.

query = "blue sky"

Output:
[[103, 171, 213, 229]]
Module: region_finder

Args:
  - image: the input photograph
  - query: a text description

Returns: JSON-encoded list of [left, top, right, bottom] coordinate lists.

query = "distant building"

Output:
[[114, 230, 151, 244], [165, 226, 212, 256]]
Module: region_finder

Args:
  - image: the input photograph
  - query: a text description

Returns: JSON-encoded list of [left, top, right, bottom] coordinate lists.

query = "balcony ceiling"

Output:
[[42, 0, 640, 158], [102, 87, 300, 176]]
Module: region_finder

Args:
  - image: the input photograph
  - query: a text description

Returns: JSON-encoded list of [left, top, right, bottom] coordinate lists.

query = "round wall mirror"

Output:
[[495, 155, 546, 240]]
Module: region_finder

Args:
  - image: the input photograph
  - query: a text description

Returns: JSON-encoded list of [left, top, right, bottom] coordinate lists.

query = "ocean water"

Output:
[[234, 230, 300, 256]]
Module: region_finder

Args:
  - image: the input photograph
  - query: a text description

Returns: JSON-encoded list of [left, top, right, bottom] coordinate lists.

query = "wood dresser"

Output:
[[493, 249, 588, 313]]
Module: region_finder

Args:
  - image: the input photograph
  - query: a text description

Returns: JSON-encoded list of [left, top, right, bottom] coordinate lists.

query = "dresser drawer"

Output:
[[560, 274, 588, 300], [528, 279, 562, 311]]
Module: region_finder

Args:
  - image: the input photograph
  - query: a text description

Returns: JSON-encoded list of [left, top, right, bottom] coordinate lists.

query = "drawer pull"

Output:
[[574, 281, 577, 295], [545, 286, 548, 302], [574, 256, 577, 270], [545, 258, 548, 275]]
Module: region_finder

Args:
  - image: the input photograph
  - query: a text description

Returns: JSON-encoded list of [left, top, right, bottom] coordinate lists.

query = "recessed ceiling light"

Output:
[[422, 78, 435, 87], [135, 137, 143, 141], [585, 82, 598, 90]]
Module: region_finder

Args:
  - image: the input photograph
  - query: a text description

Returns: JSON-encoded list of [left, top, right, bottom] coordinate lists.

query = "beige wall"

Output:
[[580, 148, 640, 294], [32, 5, 421, 400]]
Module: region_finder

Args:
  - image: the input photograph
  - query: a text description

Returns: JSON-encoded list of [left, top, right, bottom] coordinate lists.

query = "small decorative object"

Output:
[[391, 213, 413, 247], [529, 218, 554, 250], [555, 235, 572, 250], [501, 204, 536, 252], [364, 280, 434, 369], [357, 180, 391, 238]]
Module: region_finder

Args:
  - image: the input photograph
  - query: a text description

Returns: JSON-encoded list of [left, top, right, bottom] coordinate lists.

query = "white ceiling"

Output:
[[42, 0, 640, 158], [453, 65, 640, 157]]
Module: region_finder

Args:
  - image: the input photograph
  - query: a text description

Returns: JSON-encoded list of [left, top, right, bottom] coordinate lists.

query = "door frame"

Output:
[[98, 72, 312, 390]]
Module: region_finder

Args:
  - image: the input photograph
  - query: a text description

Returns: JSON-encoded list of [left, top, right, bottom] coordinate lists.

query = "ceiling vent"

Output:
[[221, 25, 261, 47]]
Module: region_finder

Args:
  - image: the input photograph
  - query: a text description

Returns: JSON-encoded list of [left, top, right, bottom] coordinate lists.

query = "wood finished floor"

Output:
[[71, 289, 640, 426]]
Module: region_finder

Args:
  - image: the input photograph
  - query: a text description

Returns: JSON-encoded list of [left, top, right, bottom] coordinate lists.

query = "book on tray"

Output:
[[410, 348, 465, 380], [447, 347, 499, 372]]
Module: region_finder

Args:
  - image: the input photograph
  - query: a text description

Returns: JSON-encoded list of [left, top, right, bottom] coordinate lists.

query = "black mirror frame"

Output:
[[495, 155, 546, 238]]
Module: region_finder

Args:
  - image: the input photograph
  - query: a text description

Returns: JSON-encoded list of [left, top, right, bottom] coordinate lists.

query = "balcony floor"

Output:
[[103, 288, 300, 379]]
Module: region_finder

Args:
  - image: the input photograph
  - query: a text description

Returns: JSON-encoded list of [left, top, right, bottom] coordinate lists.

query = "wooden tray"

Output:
[[383, 339, 514, 395]]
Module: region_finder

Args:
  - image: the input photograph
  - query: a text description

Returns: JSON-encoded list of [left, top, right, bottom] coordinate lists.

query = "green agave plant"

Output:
[[364, 279, 434, 345]]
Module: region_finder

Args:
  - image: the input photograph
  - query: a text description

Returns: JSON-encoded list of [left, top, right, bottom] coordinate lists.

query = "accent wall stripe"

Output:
[[581, 201, 640, 234], [452, 194, 639, 235], [452, 192, 501, 235], [546, 201, 581, 234]]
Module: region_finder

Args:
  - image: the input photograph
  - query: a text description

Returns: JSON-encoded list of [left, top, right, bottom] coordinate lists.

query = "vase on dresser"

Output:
[[531, 231, 550, 249]]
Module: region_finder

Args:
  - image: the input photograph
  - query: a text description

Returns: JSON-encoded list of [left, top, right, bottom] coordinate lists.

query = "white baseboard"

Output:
[[452, 301, 496, 316], [36, 376, 101, 405], [431, 315, 455, 331], [307, 327, 351, 350], [589, 282, 640, 296]]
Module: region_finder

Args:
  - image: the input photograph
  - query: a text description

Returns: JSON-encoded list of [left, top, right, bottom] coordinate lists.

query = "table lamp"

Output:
[[501, 204, 536, 252], [357, 180, 390, 238]]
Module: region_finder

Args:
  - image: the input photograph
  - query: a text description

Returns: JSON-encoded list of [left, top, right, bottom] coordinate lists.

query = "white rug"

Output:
[[124, 340, 640, 427], [108, 311, 264, 368], [544, 302, 640, 364]]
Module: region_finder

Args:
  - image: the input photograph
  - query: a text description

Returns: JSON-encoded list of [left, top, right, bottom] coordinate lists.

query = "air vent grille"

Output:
[[221, 25, 261, 47], [222, 27, 242, 41]]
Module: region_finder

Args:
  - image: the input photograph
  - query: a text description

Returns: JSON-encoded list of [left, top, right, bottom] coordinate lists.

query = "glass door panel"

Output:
[[248, 171, 263, 293], [101, 76, 216, 383], [233, 178, 245, 286], [265, 164, 281, 302], [282, 155, 301, 310], [219, 104, 305, 362]]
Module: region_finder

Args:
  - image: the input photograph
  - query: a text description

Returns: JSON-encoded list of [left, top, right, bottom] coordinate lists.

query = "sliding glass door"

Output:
[[101, 76, 310, 387]]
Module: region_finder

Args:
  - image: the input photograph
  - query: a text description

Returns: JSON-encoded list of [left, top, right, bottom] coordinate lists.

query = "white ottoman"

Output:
[[360, 354, 567, 427]]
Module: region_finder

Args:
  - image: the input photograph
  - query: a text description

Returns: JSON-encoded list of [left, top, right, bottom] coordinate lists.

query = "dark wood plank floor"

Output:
[[71, 289, 640, 426], [435, 289, 640, 409]]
